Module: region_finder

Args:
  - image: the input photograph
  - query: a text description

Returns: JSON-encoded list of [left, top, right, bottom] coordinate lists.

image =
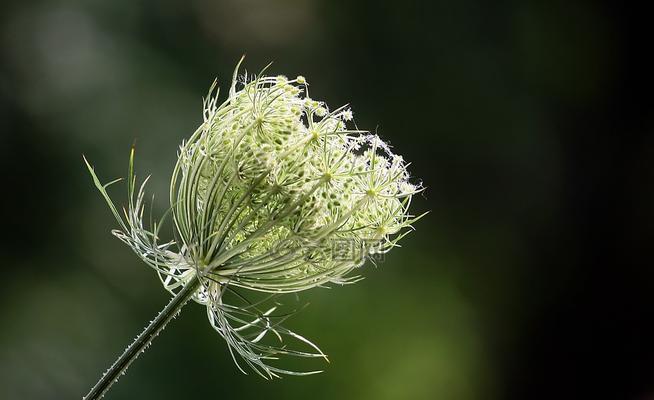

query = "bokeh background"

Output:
[[1, 1, 653, 399]]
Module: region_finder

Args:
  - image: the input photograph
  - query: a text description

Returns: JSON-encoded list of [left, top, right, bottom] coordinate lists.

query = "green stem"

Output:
[[83, 277, 201, 400]]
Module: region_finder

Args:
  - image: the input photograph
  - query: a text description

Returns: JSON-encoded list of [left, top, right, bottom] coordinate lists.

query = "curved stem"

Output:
[[84, 277, 201, 400]]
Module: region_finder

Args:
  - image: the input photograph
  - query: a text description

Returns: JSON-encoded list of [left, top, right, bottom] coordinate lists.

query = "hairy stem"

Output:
[[83, 276, 201, 400]]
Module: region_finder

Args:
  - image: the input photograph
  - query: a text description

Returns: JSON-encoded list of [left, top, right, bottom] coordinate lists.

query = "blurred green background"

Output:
[[1, 1, 653, 399]]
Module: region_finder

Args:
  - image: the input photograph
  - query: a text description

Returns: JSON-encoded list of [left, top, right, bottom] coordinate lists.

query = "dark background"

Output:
[[1, 1, 653, 399]]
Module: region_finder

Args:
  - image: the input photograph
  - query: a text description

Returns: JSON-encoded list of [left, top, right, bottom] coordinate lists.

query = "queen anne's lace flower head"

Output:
[[86, 58, 424, 378]]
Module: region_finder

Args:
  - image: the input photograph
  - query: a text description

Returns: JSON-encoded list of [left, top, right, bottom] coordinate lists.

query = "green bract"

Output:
[[86, 59, 423, 378]]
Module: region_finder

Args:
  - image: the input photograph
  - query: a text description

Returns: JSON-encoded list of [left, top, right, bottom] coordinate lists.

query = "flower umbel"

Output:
[[83, 58, 424, 397]]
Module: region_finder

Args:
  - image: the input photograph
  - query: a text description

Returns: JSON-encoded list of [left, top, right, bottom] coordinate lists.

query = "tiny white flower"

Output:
[[315, 106, 327, 117]]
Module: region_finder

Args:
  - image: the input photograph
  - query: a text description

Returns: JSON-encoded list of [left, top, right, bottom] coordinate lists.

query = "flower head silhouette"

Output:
[[83, 58, 424, 398]]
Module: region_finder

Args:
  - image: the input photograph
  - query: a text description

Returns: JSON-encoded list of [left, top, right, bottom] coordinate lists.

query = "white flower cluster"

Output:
[[86, 59, 423, 378]]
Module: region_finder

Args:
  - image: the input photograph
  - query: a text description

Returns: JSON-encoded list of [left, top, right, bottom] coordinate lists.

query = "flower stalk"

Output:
[[84, 276, 201, 400]]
